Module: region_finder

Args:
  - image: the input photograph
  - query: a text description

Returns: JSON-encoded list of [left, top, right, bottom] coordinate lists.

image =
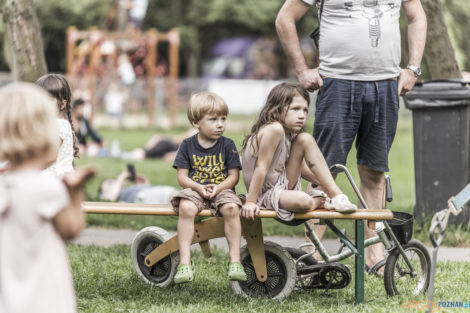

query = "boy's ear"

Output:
[[191, 120, 199, 128]]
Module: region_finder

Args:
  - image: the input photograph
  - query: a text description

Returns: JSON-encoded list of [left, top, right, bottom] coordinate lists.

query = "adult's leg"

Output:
[[358, 165, 385, 272], [219, 203, 242, 263], [177, 199, 198, 264]]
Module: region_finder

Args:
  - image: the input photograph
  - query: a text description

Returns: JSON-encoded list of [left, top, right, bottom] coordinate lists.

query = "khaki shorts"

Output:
[[171, 188, 242, 216]]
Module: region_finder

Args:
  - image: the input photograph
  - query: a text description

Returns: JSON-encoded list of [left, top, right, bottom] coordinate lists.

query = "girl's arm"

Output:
[[207, 168, 239, 198], [176, 167, 210, 199], [242, 123, 284, 219], [53, 167, 96, 240]]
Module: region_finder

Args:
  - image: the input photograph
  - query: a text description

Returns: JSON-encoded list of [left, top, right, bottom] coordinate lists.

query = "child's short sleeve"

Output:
[[36, 172, 70, 219], [225, 138, 242, 170], [172, 139, 190, 169]]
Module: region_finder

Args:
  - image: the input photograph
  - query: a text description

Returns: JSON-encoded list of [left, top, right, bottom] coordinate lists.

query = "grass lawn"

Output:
[[76, 111, 470, 246], [70, 244, 470, 313]]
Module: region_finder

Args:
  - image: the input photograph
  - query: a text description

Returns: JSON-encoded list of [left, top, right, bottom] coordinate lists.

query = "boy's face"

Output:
[[284, 95, 308, 133], [193, 113, 227, 142]]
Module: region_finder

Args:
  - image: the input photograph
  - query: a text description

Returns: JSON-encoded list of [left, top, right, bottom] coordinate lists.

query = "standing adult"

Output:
[[276, 0, 427, 274]]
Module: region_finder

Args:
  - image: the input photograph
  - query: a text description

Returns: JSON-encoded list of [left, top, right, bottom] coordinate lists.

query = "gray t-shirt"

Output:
[[303, 0, 408, 81]]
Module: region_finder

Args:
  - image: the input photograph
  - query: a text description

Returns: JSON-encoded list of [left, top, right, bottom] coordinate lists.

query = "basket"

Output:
[[387, 211, 414, 245]]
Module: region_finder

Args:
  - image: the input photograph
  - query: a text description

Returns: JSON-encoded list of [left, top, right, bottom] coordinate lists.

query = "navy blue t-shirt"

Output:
[[173, 134, 241, 185]]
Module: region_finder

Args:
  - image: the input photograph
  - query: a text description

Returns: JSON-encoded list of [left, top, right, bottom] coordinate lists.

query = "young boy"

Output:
[[171, 92, 246, 284]]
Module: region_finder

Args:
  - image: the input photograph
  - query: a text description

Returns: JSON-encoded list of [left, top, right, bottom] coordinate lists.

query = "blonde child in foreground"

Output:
[[170, 92, 246, 284], [241, 82, 357, 221], [36, 73, 80, 178], [0, 83, 95, 313]]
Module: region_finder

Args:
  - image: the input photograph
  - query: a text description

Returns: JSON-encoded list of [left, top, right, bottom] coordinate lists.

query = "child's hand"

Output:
[[241, 201, 260, 220], [205, 184, 219, 199], [196, 184, 211, 199], [63, 167, 97, 203]]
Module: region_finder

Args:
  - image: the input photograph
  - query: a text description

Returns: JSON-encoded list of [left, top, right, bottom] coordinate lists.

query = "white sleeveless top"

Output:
[[44, 119, 74, 178]]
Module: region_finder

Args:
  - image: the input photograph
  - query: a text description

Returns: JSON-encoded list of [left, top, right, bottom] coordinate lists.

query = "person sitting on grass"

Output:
[[72, 98, 105, 157], [170, 92, 246, 284], [98, 168, 177, 205]]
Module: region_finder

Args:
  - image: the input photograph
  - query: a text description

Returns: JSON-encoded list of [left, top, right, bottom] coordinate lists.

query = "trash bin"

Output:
[[404, 80, 470, 226]]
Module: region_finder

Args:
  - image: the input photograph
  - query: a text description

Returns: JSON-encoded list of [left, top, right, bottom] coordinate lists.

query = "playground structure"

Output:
[[66, 26, 180, 127]]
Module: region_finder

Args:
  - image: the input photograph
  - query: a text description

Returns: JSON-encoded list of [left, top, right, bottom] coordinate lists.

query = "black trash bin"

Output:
[[404, 80, 470, 226]]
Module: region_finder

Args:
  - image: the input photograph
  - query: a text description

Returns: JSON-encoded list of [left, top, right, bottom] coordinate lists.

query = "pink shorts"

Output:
[[171, 188, 242, 216]]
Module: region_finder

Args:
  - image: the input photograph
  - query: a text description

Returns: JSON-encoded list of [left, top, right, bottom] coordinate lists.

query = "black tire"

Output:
[[229, 241, 297, 300], [285, 247, 318, 265], [285, 247, 319, 289], [131, 226, 179, 287], [384, 239, 431, 297]]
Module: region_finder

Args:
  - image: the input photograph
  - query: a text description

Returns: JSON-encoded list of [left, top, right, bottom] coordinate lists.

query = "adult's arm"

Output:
[[276, 0, 323, 91], [399, 0, 427, 95]]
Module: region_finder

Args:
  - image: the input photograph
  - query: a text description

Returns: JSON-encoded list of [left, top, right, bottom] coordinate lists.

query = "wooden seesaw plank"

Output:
[[82, 201, 393, 220]]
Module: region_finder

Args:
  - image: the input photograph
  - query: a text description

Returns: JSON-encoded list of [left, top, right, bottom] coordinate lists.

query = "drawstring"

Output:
[[350, 81, 355, 116], [374, 82, 380, 123]]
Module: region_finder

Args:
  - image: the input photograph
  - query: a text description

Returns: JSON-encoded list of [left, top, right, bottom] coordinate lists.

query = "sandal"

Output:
[[325, 194, 357, 214], [227, 262, 247, 281], [365, 259, 386, 277], [174, 263, 194, 284]]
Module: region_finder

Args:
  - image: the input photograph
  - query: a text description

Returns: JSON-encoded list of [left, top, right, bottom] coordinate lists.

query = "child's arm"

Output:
[[242, 123, 284, 220], [207, 168, 239, 198], [53, 167, 96, 240], [176, 167, 211, 199]]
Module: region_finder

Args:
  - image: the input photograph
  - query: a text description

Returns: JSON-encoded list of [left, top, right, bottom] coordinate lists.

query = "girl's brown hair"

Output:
[[242, 82, 309, 151], [35, 73, 79, 157]]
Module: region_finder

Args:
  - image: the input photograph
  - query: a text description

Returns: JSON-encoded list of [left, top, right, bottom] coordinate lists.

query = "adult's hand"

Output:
[[298, 67, 323, 92], [398, 68, 418, 96], [241, 201, 260, 220]]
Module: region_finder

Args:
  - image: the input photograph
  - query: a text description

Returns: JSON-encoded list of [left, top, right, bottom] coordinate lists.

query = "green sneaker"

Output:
[[174, 264, 194, 284], [228, 262, 247, 281]]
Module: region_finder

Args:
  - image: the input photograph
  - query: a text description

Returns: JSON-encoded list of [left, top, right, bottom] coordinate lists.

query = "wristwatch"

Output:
[[406, 65, 422, 77]]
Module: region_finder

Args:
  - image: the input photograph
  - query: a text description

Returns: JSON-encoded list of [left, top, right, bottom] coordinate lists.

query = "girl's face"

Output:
[[283, 96, 308, 133]]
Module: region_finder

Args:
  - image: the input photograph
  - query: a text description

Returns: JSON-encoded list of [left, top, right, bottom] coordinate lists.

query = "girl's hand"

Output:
[[241, 201, 260, 220]]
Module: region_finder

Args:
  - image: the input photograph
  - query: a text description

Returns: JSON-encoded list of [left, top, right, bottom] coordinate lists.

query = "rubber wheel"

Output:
[[131, 226, 179, 287], [285, 247, 318, 265], [229, 241, 297, 299], [285, 247, 318, 289], [384, 239, 431, 297]]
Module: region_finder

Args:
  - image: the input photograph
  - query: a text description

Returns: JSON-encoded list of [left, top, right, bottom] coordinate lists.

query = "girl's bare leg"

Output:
[[286, 133, 342, 197], [279, 190, 322, 212]]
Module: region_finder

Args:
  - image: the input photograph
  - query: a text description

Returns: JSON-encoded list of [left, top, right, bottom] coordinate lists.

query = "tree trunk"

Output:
[[1, 0, 47, 82], [421, 0, 461, 79]]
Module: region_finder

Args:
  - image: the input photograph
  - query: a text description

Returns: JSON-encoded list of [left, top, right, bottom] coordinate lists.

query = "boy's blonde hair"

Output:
[[0, 82, 59, 166], [187, 92, 229, 124]]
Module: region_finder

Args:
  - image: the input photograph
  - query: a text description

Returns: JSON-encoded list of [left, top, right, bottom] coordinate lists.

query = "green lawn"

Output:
[[77, 111, 470, 246], [70, 244, 470, 313]]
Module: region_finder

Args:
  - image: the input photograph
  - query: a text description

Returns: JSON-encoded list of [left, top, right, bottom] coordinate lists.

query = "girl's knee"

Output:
[[293, 132, 315, 146]]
